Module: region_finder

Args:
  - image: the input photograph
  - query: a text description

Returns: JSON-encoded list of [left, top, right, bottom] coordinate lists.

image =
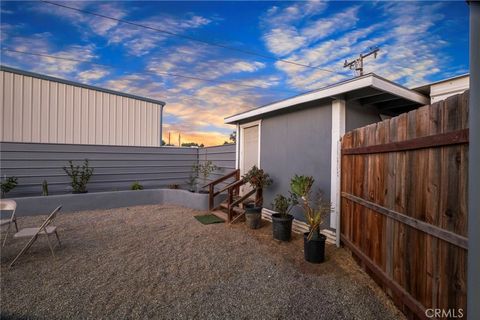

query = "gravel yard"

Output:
[[0, 205, 404, 320]]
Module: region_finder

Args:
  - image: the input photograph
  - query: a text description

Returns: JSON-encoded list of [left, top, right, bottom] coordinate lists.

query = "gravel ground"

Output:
[[1, 205, 404, 320]]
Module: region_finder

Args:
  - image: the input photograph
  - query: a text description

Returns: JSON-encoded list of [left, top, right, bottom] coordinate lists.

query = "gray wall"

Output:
[[0, 142, 236, 197], [198, 144, 237, 191], [345, 100, 382, 132], [259, 102, 333, 221]]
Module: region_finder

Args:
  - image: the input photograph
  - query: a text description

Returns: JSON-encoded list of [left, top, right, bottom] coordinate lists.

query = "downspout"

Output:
[[468, 2, 479, 320], [159, 104, 165, 146]]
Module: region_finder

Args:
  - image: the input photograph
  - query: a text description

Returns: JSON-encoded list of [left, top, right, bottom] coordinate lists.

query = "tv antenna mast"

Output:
[[344, 47, 379, 77]]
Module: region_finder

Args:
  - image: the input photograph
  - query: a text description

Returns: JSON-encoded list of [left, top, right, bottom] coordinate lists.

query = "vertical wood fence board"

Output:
[[340, 92, 469, 319]]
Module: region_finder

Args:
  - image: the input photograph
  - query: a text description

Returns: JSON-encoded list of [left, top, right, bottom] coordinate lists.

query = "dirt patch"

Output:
[[1, 205, 404, 319]]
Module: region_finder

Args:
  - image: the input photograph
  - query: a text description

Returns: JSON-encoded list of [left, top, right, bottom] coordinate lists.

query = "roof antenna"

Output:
[[344, 47, 379, 77]]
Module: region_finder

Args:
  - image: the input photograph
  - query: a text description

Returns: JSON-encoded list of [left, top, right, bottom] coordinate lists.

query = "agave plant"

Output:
[[290, 175, 332, 241]]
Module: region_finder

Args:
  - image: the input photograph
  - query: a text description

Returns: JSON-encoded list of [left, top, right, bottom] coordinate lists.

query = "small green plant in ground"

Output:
[[42, 180, 49, 196], [290, 175, 332, 241], [131, 181, 144, 190], [63, 159, 94, 193], [194, 160, 218, 190], [168, 184, 179, 189], [272, 193, 298, 218], [1, 176, 18, 197]]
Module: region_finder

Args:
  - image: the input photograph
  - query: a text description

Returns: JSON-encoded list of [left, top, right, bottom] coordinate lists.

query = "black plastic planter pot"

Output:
[[245, 206, 262, 229], [303, 232, 326, 263], [272, 213, 294, 241]]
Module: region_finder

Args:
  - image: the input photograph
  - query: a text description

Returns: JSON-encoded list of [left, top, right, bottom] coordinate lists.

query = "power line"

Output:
[[1, 48, 299, 93], [40, 0, 343, 75]]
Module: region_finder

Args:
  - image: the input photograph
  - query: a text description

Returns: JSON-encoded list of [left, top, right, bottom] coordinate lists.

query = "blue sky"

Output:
[[0, 1, 469, 145]]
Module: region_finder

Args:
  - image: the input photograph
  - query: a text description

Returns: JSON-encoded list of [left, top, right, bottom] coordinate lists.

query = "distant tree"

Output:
[[182, 142, 204, 148], [229, 131, 236, 144], [162, 140, 174, 146]]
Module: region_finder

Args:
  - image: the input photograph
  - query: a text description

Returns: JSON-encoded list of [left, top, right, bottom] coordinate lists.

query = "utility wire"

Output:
[[1, 48, 299, 93], [40, 0, 343, 75]]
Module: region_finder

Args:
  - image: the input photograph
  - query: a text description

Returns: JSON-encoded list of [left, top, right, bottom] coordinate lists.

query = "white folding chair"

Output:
[[9, 206, 62, 268], [0, 199, 18, 247]]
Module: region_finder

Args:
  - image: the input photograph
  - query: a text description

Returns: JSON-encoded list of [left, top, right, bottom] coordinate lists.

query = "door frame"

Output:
[[238, 120, 262, 175]]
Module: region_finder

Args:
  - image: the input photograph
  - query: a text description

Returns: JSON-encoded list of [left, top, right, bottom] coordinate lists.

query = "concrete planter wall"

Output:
[[10, 189, 225, 217]]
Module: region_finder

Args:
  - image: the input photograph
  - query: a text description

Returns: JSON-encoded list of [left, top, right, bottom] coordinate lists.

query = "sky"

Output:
[[0, 1, 469, 146]]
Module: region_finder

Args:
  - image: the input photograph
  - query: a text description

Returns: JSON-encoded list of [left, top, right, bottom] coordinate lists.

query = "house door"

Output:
[[240, 121, 260, 196]]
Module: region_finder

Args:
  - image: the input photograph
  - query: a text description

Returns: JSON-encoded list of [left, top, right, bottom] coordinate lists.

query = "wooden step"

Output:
[[218, 203, 245, 215], [210, 209, 228, 221]]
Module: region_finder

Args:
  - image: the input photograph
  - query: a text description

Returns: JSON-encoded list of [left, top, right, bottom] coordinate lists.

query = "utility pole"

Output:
[[168, 132, 171, 145], [344, 47, 379, 76], [178, 133, 181, 147]]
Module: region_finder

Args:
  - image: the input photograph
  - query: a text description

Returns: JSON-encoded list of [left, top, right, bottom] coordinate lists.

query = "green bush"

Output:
[[63, 159, 94, 193], [131, 181, 144, 190], [1, 176, 18, 197]]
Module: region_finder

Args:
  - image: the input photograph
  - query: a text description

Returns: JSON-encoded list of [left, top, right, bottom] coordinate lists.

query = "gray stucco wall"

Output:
[[0, 142, 236, 197], [345, 100, 382, 132], [259, 102, 333, 222]]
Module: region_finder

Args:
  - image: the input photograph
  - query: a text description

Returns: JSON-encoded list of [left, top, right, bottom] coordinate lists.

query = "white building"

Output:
[[413, 73, 470, 104], [0, 66, 166, 146]]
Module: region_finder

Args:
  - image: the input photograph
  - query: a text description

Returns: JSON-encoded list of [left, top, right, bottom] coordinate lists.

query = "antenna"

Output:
[[344, 47, 379, 77]]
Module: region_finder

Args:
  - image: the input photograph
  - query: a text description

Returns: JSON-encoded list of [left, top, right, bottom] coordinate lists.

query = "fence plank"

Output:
[[340, 91, 469, 319]]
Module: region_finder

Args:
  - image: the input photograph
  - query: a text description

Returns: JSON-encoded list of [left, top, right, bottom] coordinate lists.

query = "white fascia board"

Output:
[[224, 76, 373, 124], [371, 77, 430, 105]]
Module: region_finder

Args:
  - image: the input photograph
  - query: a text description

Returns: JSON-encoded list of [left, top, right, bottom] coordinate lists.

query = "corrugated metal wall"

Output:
[[198, 144, 237, 189], [0, 142, 236, 197], [0, 69, 162, 146]]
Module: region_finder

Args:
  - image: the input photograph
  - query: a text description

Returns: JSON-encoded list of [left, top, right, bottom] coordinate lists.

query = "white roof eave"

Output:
[[224, 74, 429, 124]]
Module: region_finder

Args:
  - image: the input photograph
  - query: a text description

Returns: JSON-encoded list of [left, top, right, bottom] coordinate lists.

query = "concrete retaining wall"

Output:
[[10, 188, 227, 216]]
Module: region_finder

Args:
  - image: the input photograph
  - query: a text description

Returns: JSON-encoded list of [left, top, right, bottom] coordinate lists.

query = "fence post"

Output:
[[468, 2, 480, 320]]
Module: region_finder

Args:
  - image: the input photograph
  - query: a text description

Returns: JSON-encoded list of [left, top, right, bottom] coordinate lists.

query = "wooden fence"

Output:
[[340, 92, 469, 319]]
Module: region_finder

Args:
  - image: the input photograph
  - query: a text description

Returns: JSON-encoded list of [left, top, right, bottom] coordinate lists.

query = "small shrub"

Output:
[[272, 193, 298, 218], [63, 159, 94, 193], [194, 161, 218, 190], [1, 176, 18, 197], [42, 180, 49, 196], [131, 181, 143, 190], [242, 165, 273, 189], [168, 184, 179, 189]]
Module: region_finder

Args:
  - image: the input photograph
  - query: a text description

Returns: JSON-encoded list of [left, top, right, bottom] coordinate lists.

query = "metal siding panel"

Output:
[[49, 81, 58, 143], [128, 99, 134, 145], [73, 87, 82, 144], [40, 80, 50, 142], [3, 72, 14, 141], [115, 95, 122, 145], [95, 91, 103, 143], [81, 88, 89, 143], [22, 76, 32, 142], [134, 99, 140, 145], [122, 97, 128, 145], [140, 101, 147, 145], [31, 77, 41, 142], [88, 89, 95, 144], [146, 103, 152, 146], [12, 74, 23, 141], [65, 85, 74, 143], [103, 92, 110, 144], [154, 106, 159, 146], [57, 83, 66, 143]]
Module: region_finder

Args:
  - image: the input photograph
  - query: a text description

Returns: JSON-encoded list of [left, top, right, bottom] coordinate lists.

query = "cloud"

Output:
[[77, 67, 110, 82], [262, 1, 456, 89]]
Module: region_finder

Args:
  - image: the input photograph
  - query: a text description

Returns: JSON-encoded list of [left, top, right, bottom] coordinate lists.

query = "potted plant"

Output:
[[194, 161, 218, 194], [242, 165, 273, 229], [63, 159, 94, 194], [1, 176, 18, 198], [271, 193, 298, 241], [290, 175, 332, 263]]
